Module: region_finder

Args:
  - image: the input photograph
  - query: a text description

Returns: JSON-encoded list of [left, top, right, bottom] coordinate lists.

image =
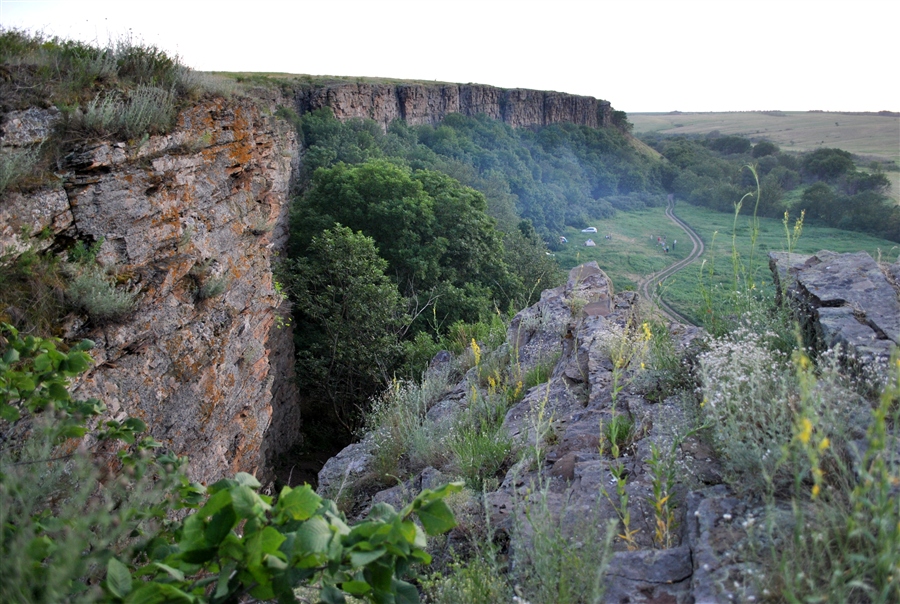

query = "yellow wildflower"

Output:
[[642, 322, 652, 341], [818, 437, 830, 451], [811, 484, 820, 498], [471, 338, 481, 367], [798, 417, 813, 445]]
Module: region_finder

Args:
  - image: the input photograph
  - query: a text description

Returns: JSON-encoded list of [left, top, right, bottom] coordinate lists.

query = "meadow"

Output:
[[629, 111, 899, 163], [554, 203, 900, 324]]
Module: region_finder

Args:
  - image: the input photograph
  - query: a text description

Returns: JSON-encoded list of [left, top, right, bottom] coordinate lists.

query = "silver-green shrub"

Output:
[[67, 267, 137, 321]]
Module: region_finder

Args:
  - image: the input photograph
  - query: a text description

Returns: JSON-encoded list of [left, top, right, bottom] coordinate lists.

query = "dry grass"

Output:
[[630, 111, 898, 162]]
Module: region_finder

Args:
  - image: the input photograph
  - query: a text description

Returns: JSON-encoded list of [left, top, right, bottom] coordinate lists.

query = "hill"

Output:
[[628, 111, 899, 163]]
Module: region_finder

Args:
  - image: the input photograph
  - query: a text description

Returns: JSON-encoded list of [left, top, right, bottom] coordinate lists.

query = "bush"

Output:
[[0, 146, 40, 194], [66, 266, 137, 321], [0, 249, 68, 335], [68, 85, 176, 140]]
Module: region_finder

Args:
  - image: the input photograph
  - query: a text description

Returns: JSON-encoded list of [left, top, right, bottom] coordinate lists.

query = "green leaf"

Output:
[[342, 580, 371, 595], [213, 561, 237, 599], [410, 549, 432, 565], [0, 404, 20, 422], [199, 488, 232, 518], [393, 578, 420, 604], [106, 558, 131, 598], [205, 506, 237, 547], [3, 347, 20, 364], [295, 515, 332, 555], [124, 582, 193, 604], [349, 546, 386, 568], [75, 339, 96, 351], [319, 585, 347, 604], [123, 417, 147, 433], [32, 352, 49, 371], [232, 485, 264, 518], [65, 351, 92, 374], [48, 381, 70, 401], [235, 471, 261, 488], [415, 499, 456, 535], [15, 376, 34, 393], [249, 582, 276, 601], [364, 560, 392, 592], [26, 535, 54, 560], [367, 502, 397, 522], [56, 425, 88, 439], [258, 525, 287, 555], [277, 484, 322, 521], [150, 562, 185, 582]]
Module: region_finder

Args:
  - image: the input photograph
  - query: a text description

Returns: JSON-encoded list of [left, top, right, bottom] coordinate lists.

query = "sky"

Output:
[[1, 0, 897, 113]]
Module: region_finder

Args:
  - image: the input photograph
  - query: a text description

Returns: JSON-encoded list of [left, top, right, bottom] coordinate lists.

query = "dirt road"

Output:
[[638, 200, 704, 324]]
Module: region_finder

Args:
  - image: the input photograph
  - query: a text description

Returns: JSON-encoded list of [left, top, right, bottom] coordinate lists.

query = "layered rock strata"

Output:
[[1, 97, 302, 484], [295, 83, 613, 130]]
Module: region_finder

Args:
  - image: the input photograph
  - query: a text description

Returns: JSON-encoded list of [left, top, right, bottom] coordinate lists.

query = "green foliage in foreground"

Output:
[[0, 324, 460, 603]]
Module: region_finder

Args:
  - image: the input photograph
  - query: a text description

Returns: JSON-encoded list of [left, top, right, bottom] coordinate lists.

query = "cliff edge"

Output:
[[295, 82, 613, 130], [1, 94, 302, 484]]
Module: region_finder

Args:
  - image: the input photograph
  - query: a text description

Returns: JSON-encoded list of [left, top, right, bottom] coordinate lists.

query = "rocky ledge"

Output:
[[318, 263, 765, 603], [770, 250, 900, 363]]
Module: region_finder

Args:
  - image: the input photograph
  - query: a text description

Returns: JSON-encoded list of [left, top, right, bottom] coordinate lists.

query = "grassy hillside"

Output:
[[554, 203, 899, 323], [629, 111, 899, 165]]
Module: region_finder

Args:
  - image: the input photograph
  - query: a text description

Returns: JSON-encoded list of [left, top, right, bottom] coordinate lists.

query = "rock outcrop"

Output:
[[770, 250, 900, 363], [1, 96, 302, 485], [318, 263, 766, 603], [295, 83, 613, 130]]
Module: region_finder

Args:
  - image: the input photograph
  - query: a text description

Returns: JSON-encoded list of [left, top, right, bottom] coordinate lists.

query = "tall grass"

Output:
[[692, 166, 899, 602], [0, 146, 41, 194]]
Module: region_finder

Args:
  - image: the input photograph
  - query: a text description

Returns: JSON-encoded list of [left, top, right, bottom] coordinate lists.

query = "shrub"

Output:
[[0, 249, 68, 335], [0, 146, 40, 194], [69, 85, 176, 140], [66, 266, 137, 321], [366, 369, 454, 479], [197, 274, 229, 300]]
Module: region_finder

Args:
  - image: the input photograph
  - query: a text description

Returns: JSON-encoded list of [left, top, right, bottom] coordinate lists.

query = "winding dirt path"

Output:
[[638, 200, 704, 324]]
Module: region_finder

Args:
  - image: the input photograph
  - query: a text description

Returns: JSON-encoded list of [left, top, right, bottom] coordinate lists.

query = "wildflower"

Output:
[[811, 483, 820, 498], [818, 437, 830, 451], [471, 338, 481, 367], [797, 417, 813, 445]]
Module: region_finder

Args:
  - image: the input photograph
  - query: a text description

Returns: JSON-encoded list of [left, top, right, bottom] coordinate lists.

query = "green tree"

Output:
[[751, 140, 779, 158], [707, 136, 752, 155], [286, 226, 406, 433], [801, 148, 855, 181], [800, 182, 841, 224], [293, 160, 521, 329]]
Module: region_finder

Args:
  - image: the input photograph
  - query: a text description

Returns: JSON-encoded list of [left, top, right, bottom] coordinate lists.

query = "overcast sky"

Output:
[[2, 0, 897, 113]]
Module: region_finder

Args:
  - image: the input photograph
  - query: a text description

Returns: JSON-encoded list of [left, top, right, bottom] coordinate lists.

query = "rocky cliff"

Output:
[[317, 257, 900, 602], [295, 82, 613, 130], [1, 95, 302, 485]]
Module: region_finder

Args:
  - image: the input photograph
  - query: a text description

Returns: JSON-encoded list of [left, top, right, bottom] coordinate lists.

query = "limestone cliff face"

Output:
[[295, 83, 613, 130], [1, 96, 302, 485]]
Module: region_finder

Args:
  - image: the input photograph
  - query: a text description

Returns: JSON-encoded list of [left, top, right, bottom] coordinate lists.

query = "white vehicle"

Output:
[[581, 227, 598, 233]]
